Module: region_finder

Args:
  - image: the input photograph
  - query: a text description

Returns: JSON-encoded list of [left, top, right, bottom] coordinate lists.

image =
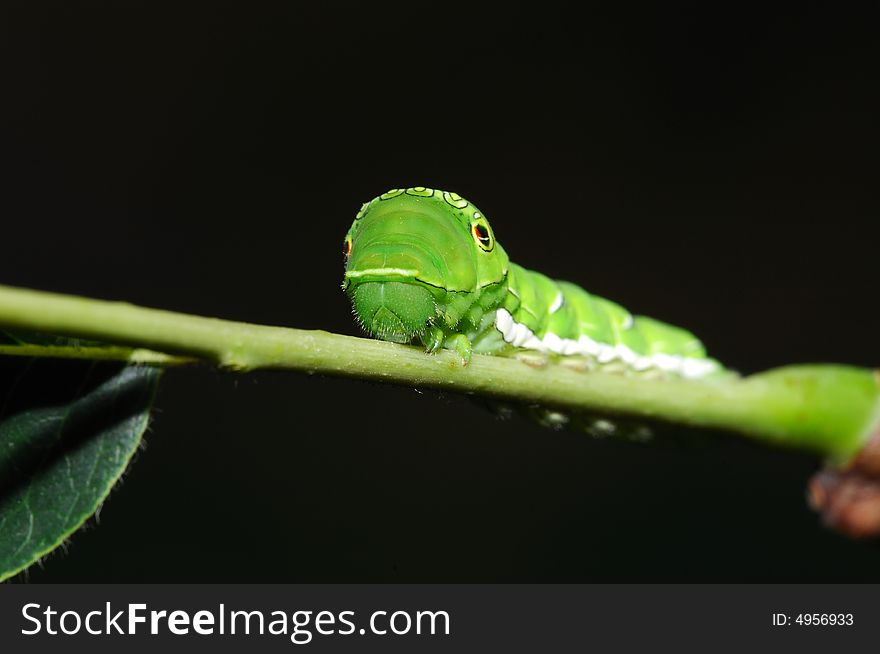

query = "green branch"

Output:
[[0, 283, 878, 463], [0, 344, 194, 365]]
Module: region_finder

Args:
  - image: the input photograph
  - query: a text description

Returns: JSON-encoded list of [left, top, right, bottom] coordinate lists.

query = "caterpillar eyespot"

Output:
[[342, 186, 725, 431], [472, 223, 492, 251], [344, 237, 352, 258]]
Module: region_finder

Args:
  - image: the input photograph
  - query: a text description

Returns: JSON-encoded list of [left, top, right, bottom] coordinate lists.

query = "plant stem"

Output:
[[0, 344, 194, 365], [0, 283, 877, 462]]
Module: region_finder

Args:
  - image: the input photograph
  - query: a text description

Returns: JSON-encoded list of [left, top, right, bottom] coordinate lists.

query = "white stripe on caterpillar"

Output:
[[493, 309, 719, 379], [345, 268, 420, 279]]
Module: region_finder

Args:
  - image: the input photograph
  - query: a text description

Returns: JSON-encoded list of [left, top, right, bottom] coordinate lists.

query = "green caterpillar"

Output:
[[342, 187, 723, 380]]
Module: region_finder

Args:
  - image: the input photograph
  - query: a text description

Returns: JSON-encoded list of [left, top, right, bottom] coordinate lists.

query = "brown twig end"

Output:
[[808, 424, 880, 539]]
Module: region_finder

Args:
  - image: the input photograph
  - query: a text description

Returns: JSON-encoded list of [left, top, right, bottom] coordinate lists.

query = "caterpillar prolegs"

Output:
[[342, 187, 726, 434]]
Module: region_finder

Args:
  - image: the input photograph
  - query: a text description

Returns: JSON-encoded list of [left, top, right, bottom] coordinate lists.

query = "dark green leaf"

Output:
[[0, 359, 160, 581]]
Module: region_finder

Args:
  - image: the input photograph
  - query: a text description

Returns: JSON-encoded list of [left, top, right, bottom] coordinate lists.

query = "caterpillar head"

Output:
[[342, 187, 508, 344]]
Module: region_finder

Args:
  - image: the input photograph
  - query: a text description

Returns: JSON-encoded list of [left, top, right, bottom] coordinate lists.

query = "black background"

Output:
[[2, 3, 879, 581]]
